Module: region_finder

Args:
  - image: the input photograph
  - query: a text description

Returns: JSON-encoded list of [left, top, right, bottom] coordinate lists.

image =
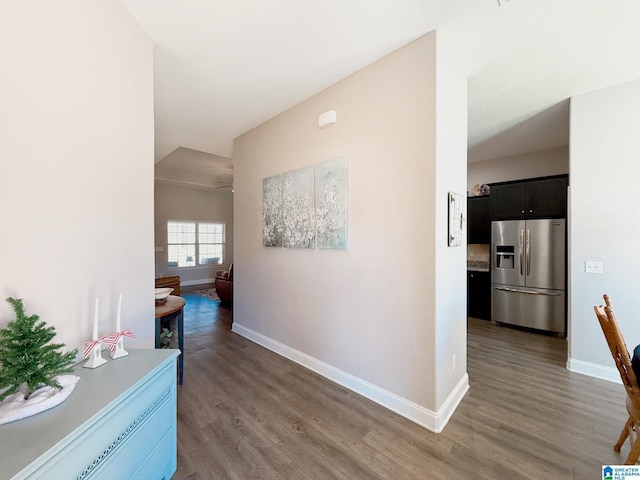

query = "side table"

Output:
[[154, 295, 185, 384]]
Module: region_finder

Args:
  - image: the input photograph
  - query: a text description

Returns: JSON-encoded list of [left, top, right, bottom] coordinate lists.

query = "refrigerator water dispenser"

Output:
[[495, 245, 515, 269]]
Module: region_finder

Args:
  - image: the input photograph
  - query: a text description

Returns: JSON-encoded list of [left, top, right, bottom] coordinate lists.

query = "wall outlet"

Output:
[[469, 249, 475, 257], [452, 354, 456, 371], [585, 261, 603, 274]]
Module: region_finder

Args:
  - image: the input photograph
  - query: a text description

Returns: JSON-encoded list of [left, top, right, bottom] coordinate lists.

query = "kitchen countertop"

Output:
[[467, 261, 490, 272]]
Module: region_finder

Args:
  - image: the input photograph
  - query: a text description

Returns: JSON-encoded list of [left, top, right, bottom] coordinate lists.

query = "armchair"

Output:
[[215, 264, 233, 304]]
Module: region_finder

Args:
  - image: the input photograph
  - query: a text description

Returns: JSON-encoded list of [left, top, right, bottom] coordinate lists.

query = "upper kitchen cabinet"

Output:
[[490, 175, 568, 220], [467, 195, 491, 244]]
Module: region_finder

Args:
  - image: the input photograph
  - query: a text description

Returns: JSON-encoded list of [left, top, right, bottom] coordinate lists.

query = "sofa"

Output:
[[214, 264, 233, 304]]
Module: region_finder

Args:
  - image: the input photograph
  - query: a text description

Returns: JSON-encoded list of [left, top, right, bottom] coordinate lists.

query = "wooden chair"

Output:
[[594, 294, 640, 464]]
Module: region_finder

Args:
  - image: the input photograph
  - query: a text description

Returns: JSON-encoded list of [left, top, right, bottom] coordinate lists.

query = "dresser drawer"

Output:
[[82, 392, 176, 479], [129, 426, 177, 480]]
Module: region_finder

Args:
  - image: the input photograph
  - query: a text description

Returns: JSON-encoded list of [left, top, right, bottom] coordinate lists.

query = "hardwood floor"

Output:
[[174, 300, 628, 479]]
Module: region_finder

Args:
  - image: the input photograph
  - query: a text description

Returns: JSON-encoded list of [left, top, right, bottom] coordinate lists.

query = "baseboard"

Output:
[[180, 278, 215, 287], [232, 323, 469, 433], [435, 374, 470, 432], [567, 357, 622, 384]]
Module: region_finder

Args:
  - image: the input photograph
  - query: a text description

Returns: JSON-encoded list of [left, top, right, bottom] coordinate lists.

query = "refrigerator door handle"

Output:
[[526, 228, 531, 276], [494, 286, 563, 296], [519, 229, 524, 276]]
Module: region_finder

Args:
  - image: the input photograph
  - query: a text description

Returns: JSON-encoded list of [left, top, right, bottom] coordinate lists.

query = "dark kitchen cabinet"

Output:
[[490, 183, 525, 219], [467, 196, 491, 244], [490, 175, 568, 220], [468, 270, 490, 320]]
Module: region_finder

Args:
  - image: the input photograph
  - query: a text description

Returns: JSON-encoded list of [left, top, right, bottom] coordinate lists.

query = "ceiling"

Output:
[[120, 0, 640, 183], [154, 147, 234, 190]]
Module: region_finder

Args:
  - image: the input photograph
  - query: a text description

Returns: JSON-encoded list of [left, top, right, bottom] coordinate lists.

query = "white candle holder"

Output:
[[110, 336, 128, 359], [103, 329, 135, 360], [83, 343, 107, 369]]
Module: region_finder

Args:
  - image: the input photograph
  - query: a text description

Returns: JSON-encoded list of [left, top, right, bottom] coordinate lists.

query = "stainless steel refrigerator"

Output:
[[491, 219, 566, 335]]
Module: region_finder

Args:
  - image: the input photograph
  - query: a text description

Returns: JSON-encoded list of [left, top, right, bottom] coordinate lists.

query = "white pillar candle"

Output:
[[116, 293, 122, 332], [93, 297, 99, 341]]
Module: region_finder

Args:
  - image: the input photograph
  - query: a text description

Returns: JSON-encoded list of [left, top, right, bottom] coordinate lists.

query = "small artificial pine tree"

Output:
[[0, 297, 77, 402]]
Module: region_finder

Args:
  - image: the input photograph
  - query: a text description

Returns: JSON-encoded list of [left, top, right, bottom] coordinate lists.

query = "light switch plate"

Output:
[[585, 261, 603, 274]]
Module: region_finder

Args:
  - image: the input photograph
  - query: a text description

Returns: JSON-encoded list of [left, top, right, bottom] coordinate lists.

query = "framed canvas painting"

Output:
[[263, 174, 283, 247], [317, 156, 348, 249], [282, 165, 316, 248]]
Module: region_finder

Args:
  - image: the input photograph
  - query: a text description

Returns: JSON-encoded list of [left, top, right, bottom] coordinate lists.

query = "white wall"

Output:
[[467, 146, 569, 194], [433, 30, 469, 410], [0, 1, 154, 356], [154, 180, 234, 285], [233, 32, 468, 432], [568, 79, 640, 381]]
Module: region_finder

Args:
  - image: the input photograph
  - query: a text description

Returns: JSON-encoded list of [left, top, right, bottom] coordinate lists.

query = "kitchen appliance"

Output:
[[491, 219, 566, 335]]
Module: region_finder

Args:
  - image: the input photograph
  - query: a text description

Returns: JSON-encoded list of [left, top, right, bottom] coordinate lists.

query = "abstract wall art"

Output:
[[282, 165, 316, 248], [263, 157, 348, 250], [317, 156, 348, 249], [263, 174, 283, 247]]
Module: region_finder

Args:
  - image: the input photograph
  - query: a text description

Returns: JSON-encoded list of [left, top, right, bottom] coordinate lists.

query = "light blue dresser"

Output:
[[0, 349, 179, 479]]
